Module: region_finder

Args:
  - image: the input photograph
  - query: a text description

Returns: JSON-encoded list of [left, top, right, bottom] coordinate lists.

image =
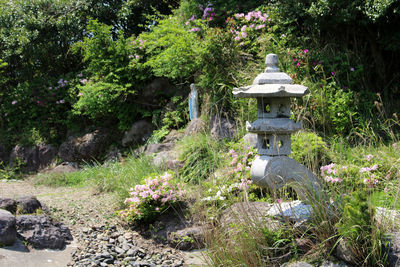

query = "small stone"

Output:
[[100, 263, 108, 267], [124, 232, 133, 240], [109, 238, 115, 243], [118, 236, 127, 244], [115, 246, 125, 254], [126, 249, 137, 257], [103, 258, 114, 264], [122, 243, 130, 251]]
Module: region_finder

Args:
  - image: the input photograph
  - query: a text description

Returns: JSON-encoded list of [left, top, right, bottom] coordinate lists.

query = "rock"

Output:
[[122, 120, 155, 147], [163, 130, 184, 144], [335, 238, 358, 265], [210, 116, 237, 140], [16, 215, 73, 249], [145, 143, 174, 155], [319, 260, 351, 267], [105, 147, 122, 162], [285, 262, 314, 267], [16, 196, 42, 214], [220, 202, 281, 231], [9, 143, 57, 172], [153, 151, 184, 170], [243, 133, 257, 148], [184, 119, 206, 136], [167, 226, 204, 251], [58, 128, 111, 162], [37, 143, 58, 169], [0, 209, 16, 245], [0, 198, 17, 213], [266, 200, 312, 223], [387, 232, 400, 267], [46, 162, 79, 174]]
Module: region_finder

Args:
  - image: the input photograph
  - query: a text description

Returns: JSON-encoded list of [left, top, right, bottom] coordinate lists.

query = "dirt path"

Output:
[[0, 178, 119, 228], [0, 179, 206, 267]]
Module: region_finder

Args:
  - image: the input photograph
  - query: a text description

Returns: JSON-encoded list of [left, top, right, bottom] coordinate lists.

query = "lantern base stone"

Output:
[[251, 156, 322, 200]]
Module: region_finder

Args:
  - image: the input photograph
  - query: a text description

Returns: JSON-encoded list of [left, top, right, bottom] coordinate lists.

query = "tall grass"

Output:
[[178, 134, 224, 184], [34, 155, 160, 204]]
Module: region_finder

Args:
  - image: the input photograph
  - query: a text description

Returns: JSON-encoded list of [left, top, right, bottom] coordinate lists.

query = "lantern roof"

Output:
[[233, 53, 309, 98]]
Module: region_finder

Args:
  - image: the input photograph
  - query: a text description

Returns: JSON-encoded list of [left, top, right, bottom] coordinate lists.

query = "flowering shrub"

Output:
[[320, 150, 396, 193], [201, 141, 257, 204], [119, 172, 185, 223]]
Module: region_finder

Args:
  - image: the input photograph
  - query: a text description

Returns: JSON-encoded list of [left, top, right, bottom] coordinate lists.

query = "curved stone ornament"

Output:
[[251, 156, 323, 200]]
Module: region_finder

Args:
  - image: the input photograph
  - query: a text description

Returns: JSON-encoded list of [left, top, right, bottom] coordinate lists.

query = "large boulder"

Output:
[[9, 143, 57, 172], [163, 130, 184, 144], [46, 162, 79, 174], [144, 143, 174, 155], [16, 196, 42, 214], [167, 225, 204, 251], [0, 209, 17, 246], [153, 150, 184, 170], [0, 198, 17, 213], [220, 202, 281, 231], [335, 238, 359, 265], [16, 215, 73, 249], [243, 133, 258, 148], [58, 128, 110, 162], [122, 120, 155, 147], [210, 116, 237, 140], [185, 118, 206, 137], [387, 232, 400, 267]]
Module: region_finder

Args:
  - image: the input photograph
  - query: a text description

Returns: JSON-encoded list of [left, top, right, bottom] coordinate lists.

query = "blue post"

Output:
[[189, 83, 199, 120]]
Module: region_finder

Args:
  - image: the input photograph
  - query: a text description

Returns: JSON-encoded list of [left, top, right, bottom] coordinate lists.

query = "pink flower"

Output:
[[11, 100, 17, 105], [190, 27, 201, 32], [78, 92, 83, 96], [277, 199, 282, 204], [256, 24, 265, 30], [331, 71, 335, 76], [296, 62, 300, 67], [241, 31, 248, 38], [304, 49, 309, 54], [155, 207, 160, 211], [241, 25, 247, 31], [152, 194, 160, 200], [234, 36, 241, 41], [185, 21, 189, 25], [366, 154, 373, 161], [371, 164, 378, 171]]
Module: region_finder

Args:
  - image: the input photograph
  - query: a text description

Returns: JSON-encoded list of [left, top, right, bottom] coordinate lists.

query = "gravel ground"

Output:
[[0, 179, 206, 267]]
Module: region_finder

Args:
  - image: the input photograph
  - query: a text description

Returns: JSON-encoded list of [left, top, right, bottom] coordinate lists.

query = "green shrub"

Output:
[[336, 190, 387, 266], [291, 131, 330, 172], [178, 134, 224, 183]]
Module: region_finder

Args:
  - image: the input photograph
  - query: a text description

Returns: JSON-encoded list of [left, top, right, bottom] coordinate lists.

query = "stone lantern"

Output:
[[233, 54, 321, 199]]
